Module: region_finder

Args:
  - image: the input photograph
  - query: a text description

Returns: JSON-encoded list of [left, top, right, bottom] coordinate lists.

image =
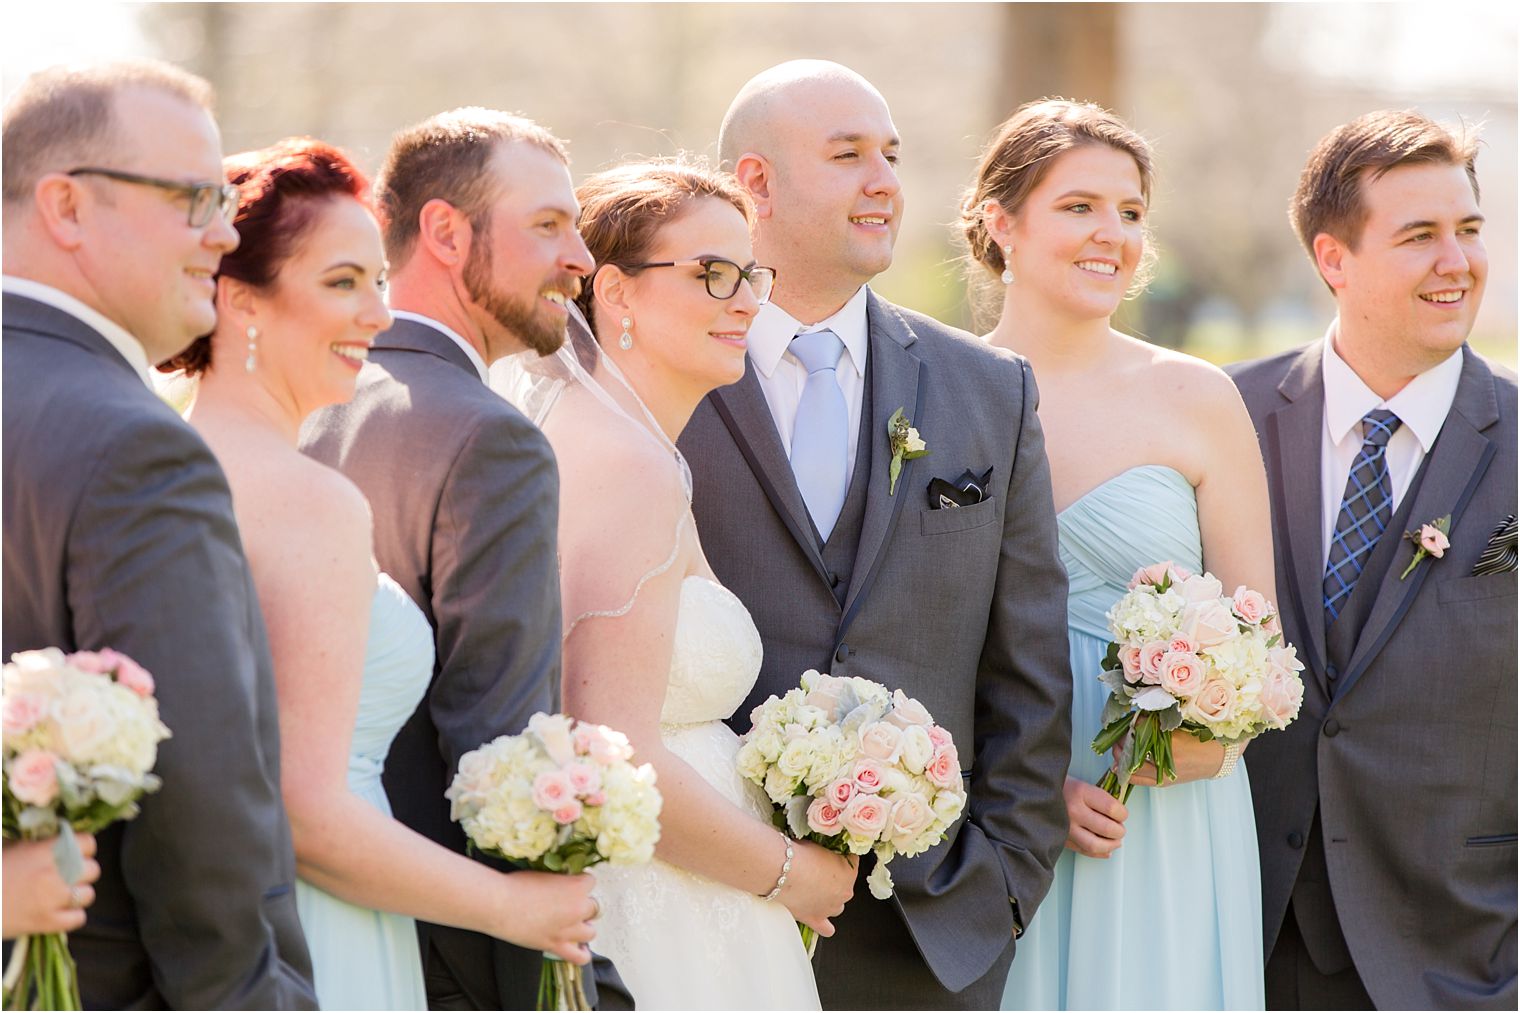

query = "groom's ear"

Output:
[[1312, 232, 1349, 292], [733, 153, 773, 219], [415, 198, 467, 268]]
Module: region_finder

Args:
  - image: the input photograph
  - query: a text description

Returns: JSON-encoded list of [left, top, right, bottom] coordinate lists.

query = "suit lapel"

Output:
[[841, 295, 923, 623], [1336, 347, 1500, 697], [1265, 342, 1330, 686], [709, 361, 833, 588], [378, 317, 483, 378]]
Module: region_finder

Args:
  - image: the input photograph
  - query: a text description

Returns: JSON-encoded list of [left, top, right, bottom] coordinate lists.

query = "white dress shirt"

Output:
[[389, 309, 489, 383], [1319, 320, 1463, 566], [747, 286, 870, 478], [3, 275, 153, 387]]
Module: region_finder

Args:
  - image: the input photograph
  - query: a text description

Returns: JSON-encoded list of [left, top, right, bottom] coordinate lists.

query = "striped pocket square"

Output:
[[1471, 513, 1517, 576]]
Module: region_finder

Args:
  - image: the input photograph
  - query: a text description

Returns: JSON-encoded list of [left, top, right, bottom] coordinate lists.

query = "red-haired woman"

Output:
[[165, 138, 597, 1009]]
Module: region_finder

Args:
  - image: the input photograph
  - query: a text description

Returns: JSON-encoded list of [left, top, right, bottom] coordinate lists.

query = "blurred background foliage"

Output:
[[4, 2, 1515, 367]]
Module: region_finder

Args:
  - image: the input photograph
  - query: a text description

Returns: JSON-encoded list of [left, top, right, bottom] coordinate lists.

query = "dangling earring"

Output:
[[244, 325, 259, 373], [1001, 245, 1014, 286], [619, 316, 633, 351]]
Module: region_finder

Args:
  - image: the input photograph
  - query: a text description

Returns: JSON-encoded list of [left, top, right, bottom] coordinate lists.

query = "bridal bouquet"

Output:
[[2, 647, 171, 1012], [736, 670, 967, 951], [1091, 562, 1305, 802], [447, 712, 662, 1011]]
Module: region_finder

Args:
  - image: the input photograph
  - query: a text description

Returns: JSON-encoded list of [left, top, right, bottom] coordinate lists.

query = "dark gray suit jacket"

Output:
[[1, 293, 316, 1010], [679, 291, 1073, 997], [300, 318, 564, 1010], [1231, 341, 1517, 1010]]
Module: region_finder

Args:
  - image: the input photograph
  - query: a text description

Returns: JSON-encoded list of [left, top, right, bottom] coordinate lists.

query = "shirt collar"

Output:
[[748, 285, 870, 378], [388, 309, 489, 383], [3, 275, 153, 387], [1321, 318, 1462, 453]]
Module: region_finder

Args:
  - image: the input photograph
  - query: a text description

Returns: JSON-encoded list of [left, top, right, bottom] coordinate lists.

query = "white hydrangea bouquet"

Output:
[[736, 670, 967, 952], [447, 712, 661, 1011], [1092, 562, 1306, 802], [2, 647, 171, 1011]]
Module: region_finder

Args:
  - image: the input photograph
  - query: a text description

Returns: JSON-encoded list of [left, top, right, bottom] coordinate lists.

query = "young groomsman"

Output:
[[298, 110, 614, 1009], [679, 60, 1073, 1008], [1230, 110, 1516, 1010], [2, 62, 316, 1008]]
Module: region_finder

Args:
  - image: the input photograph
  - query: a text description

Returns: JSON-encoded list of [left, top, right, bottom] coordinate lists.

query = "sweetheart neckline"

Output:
[[1056, 463, 1192, 519]]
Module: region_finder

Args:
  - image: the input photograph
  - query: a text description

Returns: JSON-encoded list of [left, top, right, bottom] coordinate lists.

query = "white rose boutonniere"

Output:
[[886, 407, 928, 495]]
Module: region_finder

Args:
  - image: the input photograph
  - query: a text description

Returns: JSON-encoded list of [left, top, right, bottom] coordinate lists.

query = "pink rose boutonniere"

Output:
[[1399, 513, 1452, 580]]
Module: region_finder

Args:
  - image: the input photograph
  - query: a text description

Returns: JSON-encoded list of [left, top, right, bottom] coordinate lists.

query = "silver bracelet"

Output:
[[761, 832, 794, 901], [1213, 741, 1243, 780]]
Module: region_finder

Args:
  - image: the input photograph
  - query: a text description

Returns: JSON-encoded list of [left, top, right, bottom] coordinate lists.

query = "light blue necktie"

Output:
[[789, 329, 848, 541]]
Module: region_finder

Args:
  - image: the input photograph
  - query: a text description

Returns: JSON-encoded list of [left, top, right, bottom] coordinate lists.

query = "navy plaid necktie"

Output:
[[1323, 409, 1402, 625]]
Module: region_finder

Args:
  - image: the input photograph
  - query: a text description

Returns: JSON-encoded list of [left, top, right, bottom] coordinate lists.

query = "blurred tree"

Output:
[[1000, 3, 1119, 110]]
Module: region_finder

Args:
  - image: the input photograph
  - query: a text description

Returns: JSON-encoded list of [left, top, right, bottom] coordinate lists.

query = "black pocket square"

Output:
[[1471, 513, 1517, 576], [927, 467, 993, 509]]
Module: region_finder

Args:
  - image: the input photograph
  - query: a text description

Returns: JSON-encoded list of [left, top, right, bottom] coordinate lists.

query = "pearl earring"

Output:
[[619, 316, 633, 351], [244, 325, 259, 373], [1001, 245, 1014, 286]]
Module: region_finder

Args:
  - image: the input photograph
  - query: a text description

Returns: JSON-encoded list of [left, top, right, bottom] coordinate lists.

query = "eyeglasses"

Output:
[[67, 168, 239, 228], [628, 258, 777, 304]]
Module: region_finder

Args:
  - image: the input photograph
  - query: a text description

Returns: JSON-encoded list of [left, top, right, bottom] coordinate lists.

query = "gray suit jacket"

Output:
[[1, 293, 316, 1010], [679, 291, 1073, 995], [1231, 341, 1517, 1010], [299, 317, 564, 1010]]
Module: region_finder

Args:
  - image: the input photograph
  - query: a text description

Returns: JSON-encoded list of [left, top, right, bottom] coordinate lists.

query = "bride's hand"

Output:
[[491, 870, 599, 964], [1064, 776, 1127, 858], [777, 840, 858, 937]]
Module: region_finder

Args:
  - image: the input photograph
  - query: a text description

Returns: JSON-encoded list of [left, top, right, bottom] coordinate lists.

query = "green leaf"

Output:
[[1156, 703, 1183, 732], [888, 454, 903, 495], [1100, 691, 1131, 727], [1102, 641, 1121, 670]]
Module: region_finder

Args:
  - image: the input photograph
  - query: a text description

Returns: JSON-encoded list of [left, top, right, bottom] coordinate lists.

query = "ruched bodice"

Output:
[[1004, 463, 1263, 1011], [661, 576, 764, 726]]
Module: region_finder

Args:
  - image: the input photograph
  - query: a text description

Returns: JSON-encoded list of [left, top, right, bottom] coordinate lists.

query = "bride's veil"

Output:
[[489, 304, 692, 639]]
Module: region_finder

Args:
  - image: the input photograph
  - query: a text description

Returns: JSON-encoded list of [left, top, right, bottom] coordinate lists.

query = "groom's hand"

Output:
[[495, 870, 599, 965], [1063, 777, 1127, 859]]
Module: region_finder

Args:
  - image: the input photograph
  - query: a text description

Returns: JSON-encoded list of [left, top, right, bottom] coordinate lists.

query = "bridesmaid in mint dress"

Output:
[[960, 101, 1278, 1009], [174, 138, 599, 1011]]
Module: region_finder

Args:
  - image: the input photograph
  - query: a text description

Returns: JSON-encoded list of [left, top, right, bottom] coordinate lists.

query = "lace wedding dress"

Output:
[[589, 571, 821, 1010]]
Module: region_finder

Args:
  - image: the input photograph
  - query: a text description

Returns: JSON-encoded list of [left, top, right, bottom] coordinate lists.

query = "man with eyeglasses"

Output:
[[2, 61, 317, 1009], [678, 60, 1073, 1008]]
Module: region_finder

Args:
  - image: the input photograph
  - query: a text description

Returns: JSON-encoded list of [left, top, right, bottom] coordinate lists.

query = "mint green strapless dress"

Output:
[[296, 574, 432, 1010], [1002, 465, 1264, 1011]]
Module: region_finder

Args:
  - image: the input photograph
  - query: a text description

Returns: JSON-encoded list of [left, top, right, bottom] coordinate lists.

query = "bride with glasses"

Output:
[[492, 159, 856, 1010]]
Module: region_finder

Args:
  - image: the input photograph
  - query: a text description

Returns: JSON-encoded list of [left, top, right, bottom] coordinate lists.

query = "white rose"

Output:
[[1177, 573, 1225, 605], [528, 712, 576, 765], [899, 725, 933, 774]]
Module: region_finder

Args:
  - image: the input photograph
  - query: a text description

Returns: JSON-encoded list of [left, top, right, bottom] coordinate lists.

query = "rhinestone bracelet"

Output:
[[761, 831, 794, 901], [1213, 741, 1243, 780]]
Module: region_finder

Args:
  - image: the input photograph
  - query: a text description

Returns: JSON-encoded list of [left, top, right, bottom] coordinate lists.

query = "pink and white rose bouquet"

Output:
[[737, 670, 968, 950], [1092, 563, 1305, 801], [447, 712, 662, 1010], [3, 647, 171, 1011]]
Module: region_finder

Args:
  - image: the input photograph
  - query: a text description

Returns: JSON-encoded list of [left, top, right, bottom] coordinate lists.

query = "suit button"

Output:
[[835, 644, 850, 664], [1326, 663, 1338, 681], [829, 571, 841, 588], [1287, 831, 1305, 849], [1323, 718, 1341, 737]]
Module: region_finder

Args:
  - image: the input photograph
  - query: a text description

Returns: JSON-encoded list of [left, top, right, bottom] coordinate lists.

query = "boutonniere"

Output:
[[886, 407, 928, 495], [1399, 513, 1452, 579]]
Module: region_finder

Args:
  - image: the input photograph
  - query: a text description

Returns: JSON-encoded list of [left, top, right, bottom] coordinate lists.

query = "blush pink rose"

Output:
[[65, 650, 111, 674], [1177, 573, 1225, 605], [927, 725, 952, 749], [886, 690, 933, 730], [804, 671, 846, 717], [551, 799, 584, 825], [1262, 612, 1283, 637], [583, 790, 607, 806], [1181, 601, 1237, 649], [110, 654, 155, 697], [1139, 641, 1169, 685], [825, 777, 856, 808], [581, 727, 633, 765], [858, 721, 904, 763], [888, 793, 934, 842], [2, 692, 48, 737], [9, 749, 60, 806], [1119, 645, 1144, 684], [841, 793, 890, 837], [564, 762, 601, 797], [1259, 667, 1305, 728], [1184, 679, 1237, 727], [1231, 587, 1270, 625], [807, 798, 843, 835], [852, 759, 887, 794], [925, 744, 961, 789], [1419, 525, 1450, 557], [1159, 652, 1208, 699], [531, 770, 574, 811], [1168, 635, 1199, 655], [1129, 561, 1179, 589]]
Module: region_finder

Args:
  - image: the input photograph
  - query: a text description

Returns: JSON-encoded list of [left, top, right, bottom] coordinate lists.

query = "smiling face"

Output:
[[77, 86, 239, 362], [614, 196, 761, 394], [249, 196, 391, 415], [758, 76, 902, 313], [462, 140, 593, 360], [1326, 161, 1486, 369], [1004, 143, 1146, 323]]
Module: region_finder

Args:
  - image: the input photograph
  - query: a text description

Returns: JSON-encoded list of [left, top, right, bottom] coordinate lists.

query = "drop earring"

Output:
[[619, 316, 633, 351], [244, 325, 259, 373], [1001, 245, 1014, 286]]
